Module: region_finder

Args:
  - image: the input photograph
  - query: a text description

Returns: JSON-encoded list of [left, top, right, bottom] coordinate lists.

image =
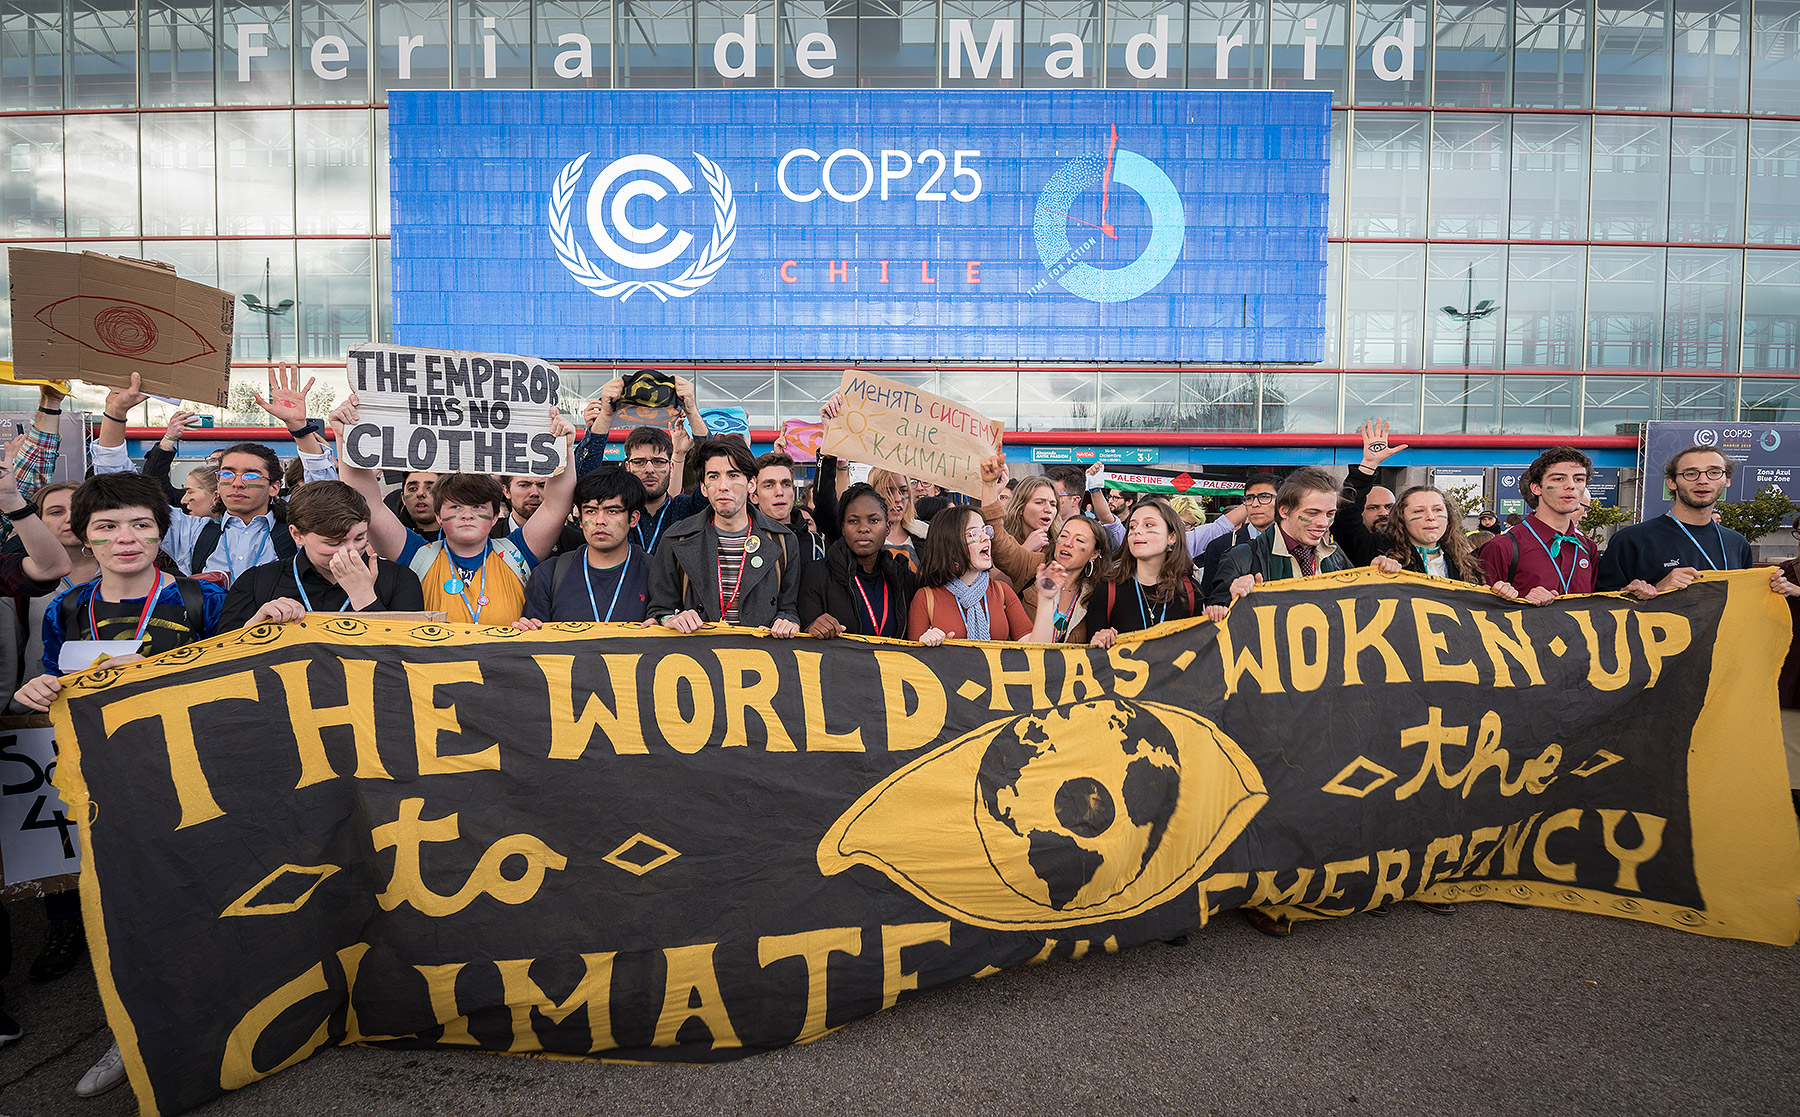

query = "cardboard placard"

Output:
[[0, 717, 80, 886], [822, 370, 1004, 499], [7, 248, 233, 405], [777, 418, 825, 462], [342, 344, 568, 477]]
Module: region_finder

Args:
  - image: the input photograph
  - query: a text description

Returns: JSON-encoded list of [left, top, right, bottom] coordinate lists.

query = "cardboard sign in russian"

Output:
[[823, 370, 1004, 498], [49, 570, 1800, 1115], [341, 344, 567, 477], [7, 249, 233, 405]]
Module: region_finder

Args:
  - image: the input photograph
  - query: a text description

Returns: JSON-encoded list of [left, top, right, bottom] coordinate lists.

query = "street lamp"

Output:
[[240, 257, 296, 364], [1440, 264, 1499, 432]]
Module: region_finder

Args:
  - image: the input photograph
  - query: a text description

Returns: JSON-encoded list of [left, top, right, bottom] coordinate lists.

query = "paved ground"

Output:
[[3, 894, 1796, 1117]]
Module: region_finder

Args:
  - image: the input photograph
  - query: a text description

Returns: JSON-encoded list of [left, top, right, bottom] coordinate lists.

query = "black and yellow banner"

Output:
[[51, 569, 1800, 1116]]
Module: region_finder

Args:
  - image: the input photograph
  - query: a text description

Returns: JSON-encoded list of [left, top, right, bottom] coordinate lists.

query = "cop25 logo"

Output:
[[549, 152, 736, 302], [1032, 126, 1185, 304]]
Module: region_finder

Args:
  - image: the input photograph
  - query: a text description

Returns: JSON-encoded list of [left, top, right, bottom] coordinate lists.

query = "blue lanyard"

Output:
[[223, 521, 272, 582], [1667, 514, 1728, 571], [1135, 580, 1165, 629], [584, 554, 632, 622], [454, 546, 490, 624], [290, 557, 356, 612], [634, 502, 671, 553], [1520, 520, 1581, 596]]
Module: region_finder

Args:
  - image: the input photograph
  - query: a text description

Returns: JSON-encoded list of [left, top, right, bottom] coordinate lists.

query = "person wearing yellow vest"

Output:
[[331, 395, 577, 626]]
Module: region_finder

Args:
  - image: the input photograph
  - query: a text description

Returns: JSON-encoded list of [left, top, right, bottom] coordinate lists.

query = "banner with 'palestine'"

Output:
[[51, 569, 1800, 1116]]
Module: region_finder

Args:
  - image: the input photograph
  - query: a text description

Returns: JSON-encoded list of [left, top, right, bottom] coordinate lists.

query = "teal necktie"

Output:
[[1548, 533, 1583, 559]]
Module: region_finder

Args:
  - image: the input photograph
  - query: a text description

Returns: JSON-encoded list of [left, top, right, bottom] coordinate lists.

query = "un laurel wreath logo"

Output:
[[548, 152, 736, 302]]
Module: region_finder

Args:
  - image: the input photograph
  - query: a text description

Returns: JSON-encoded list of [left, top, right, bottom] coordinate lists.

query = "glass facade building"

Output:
[[1, 1, 1797, 439]]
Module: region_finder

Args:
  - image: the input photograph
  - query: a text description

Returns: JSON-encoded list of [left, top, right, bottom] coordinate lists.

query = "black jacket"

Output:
[[647, 509, 801, 626], [1208, 529, 1352, 605], [219, 552, 425, 630], [1198, 523, 1258, 597], [798, 539, 915, 637], [1331, 465, 1388, 567]]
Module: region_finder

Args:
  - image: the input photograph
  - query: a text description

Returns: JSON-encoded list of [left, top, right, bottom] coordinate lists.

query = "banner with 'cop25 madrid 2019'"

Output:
[[388, 90, 1330, 363]]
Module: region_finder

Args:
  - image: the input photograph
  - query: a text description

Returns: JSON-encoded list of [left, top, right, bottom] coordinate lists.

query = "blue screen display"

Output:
[[389, 90, 1330, 363]]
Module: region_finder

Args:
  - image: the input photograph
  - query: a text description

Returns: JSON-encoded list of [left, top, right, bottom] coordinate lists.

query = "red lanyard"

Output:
[[718, 551, 746, 619], [853, 573, 889, 635], [89, 573, 164, 643]]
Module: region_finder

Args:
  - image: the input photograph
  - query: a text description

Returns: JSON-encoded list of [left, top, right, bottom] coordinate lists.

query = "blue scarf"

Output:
[[947, 570, 992, 640]]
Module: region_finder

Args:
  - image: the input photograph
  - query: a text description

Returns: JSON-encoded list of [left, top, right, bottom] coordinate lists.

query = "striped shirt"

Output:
[[717, 527, 748, 624]]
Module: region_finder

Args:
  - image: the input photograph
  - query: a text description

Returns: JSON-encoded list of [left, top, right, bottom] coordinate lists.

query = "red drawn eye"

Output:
[[34, 295, 218, 366]]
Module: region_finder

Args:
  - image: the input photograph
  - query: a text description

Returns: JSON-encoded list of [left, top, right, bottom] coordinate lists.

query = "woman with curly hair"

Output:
[[1372, 486, 1520, 600]]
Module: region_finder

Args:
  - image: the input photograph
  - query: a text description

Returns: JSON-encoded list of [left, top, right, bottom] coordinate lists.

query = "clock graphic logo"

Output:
[[1032, 125, 1186, 304]]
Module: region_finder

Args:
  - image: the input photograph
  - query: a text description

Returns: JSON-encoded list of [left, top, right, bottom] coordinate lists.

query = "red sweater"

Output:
[[907, 580, 1033, 641]]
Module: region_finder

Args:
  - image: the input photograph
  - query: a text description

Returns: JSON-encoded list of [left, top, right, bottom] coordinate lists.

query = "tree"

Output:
[[1717, 485, 1800, 542], [1440, 482, 1483, 521], [1580, 503, 1636, 534]]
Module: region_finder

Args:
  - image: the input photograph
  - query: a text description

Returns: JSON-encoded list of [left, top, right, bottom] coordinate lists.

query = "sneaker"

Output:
[[0, 1006, 22, 1047], [1367, 898, 1395, 917], [75, 1042, 125, 1097], [1241, 908, 1292, 938], [1418, 900, 1457, 916], [30, 918, 87, 982]]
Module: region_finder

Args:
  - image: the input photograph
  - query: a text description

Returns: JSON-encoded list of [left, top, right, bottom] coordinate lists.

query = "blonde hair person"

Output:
[[867, 468, 926, 572], [1168, 495, 1205, 532]]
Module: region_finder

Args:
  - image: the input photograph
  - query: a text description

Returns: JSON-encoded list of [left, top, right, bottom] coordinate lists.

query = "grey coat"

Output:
[[647, 509, 801, 627]]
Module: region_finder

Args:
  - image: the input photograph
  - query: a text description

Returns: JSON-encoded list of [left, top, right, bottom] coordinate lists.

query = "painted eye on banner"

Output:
[[33, 296, 219, 366], [818, 699, 1267, 930]]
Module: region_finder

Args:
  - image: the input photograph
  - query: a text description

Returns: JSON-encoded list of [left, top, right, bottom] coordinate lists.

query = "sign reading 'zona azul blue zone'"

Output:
[[389, 90, 1331, 364]]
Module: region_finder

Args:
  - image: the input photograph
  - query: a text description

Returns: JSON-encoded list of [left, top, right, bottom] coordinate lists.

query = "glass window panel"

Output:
[[143, 240, 220, 288], [1271, 0, 1349, 103], [377, 238, 393, 341], [1587, 247, 1665, 369], [1509, 115, 1588, 239], [1513, 0, 1589, 109], [782, 369, 934, 420], [375, 108, 390, 234], [1327, 109, 1345, 237], [1663, 247, 1740, 374], [1177, 370, 1258, 431], [1188, 0, 1263, 89], [1423, 372, 1501, 434], [537, 0, 614, 88], [1322, 240, 1342, 366], [221, 241, 300, 363], [1344, 373, 1421, 427], [1583, 374, 1657, 433], [1500, 375, 1579, 434], [857, 0, 938, 87], [1347, 113, 1426, 236], [1354, 1, 1429, 106], [2, 117, 65, 237], [64, 114, 139, 238], [1591, 115, 1670, 241], [621, 0, 696, 86], [1741, 378, 1800, 420], [378, 0, 451, 97], [1105, 1, 1186, 89], [1344, 245, 1425, 368], [1433, 0, 1510, 106], [142, 113, 217, 236], [456, 0, 533, 88], [1672, 0, 1748, 112], [143, 2, 216, 107], [1669, 119, 1746, 243], [69, 0, 137, 108], [1426, 245, 1506, 370], [1261, 371, 1340, 433], [1024, 0, 1102, 87], [1429, 113, 1509, 239], [1747, 121, 1799, 246], [298, 240, 374, 360], [942, 1, 1021, 88], [1018, 370, 1097, 430], [299, 0, 371, 103], [780, 0, 858, 86], [218, 110, 296, 236], [1, 1, 63, 111], [1659, 376, 1735, 420], [0, 248, 12, 359], [1744, 251, 1800, 373], [221, 4, 294, 105], [1097, 370, 1180, 430], [1594, 0, 1670, 110], [695, 370, 776, 428], [1753, 0, 1800, 114], [1504, 247, 1585, 370], [298, 108, 372, 234], [937, 370, 1016, 428]]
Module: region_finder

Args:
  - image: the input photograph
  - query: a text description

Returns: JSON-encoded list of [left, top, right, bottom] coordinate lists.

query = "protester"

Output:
[[1041, 464, 1096, 523], [1372, 486, 1517, 599], [909, 506, 1037, 644], [753, 451, 826, 562], [138, 407, 204, 509], [1475, 510, 1499, 534], [330, 395, 577, 626], [992, 475, 1060, 589], [180, 465, 220, 520], [1598, 446, 1800, 603], [496, 474, 583, 556], [868, 467, 928, 572], [5, 481, 94, 716], [1089, 498, 1203, 648], [614, 426, 707, 554], [1333, 420, 1404, 567], [515, 469, 652, 626], [1195, 474, 1279, 592], [1022, 516, 1113, 643], [648, 438, 800, 634], [1779, 515, 1800, 812], [1208, 467, 1351, 612], [1478, 448, 1597, 603], [799, 482, 914, 639], [218, 481, 424, 629], [1168, 495, 1205, 533], [385, 470, 443, 542], [910, 478, 944, 501]]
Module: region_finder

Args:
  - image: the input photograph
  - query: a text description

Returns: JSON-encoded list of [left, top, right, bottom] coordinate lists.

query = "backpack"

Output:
[[60, 578, 206, 645], [192, 514, 295, 572]]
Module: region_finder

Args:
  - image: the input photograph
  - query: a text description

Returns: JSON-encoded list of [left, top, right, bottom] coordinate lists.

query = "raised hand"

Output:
[[327, 394, 360, 443], [819, 392, 847, 423], [105, 372, 148, 418], [254, 363, 317, 430], [1357, 419, 1410, 469], [162, 408, 198, 444]]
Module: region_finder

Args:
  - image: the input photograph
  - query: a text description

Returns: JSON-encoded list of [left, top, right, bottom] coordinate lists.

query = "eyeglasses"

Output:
[[965, 525, 995, 543], [215, 469, 265, 483], [1676, 467, 1728, 481], [1242, 493, 1276, 505], [625, 456, 671, 470]]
